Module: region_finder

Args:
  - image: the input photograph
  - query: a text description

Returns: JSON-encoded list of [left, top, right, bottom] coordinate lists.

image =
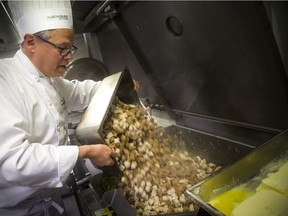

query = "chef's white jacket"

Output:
[[0, 50, 101, 208]]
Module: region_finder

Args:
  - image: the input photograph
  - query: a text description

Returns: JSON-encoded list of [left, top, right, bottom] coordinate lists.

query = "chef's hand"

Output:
[[133, 80, 140, 91], [78, 144, 115, 167]]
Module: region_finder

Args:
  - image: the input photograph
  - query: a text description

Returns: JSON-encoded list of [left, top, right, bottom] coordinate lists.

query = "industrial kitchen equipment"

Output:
[[71, 68, 256, 216], [63, 1, 288, 216]]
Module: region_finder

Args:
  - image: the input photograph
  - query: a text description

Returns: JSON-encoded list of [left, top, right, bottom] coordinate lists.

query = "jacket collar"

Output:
[[14, 49, 46, 78]]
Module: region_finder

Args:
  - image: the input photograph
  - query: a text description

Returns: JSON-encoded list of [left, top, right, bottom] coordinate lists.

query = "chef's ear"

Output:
[[23, 34, 36, 46], [22, 34, 37, 54]]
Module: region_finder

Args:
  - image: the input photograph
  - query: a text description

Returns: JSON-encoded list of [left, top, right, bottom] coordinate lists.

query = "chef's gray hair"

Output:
[[20, 30, 53, 47], [33, 30, 54, 40]]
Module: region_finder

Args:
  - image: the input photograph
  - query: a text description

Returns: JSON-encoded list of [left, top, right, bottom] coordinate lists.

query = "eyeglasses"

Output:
[[34, 35, 78, 56]]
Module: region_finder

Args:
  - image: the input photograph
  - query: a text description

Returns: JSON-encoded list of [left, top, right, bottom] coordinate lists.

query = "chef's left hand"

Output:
[[133, 80, 140, 91]]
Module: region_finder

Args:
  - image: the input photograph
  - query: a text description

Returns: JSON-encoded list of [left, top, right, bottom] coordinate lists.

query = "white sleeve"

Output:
[[55, 78, 102, 113]]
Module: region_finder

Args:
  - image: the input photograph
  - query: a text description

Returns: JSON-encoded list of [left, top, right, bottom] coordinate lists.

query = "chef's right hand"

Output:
[[78, 144, 115, 167]]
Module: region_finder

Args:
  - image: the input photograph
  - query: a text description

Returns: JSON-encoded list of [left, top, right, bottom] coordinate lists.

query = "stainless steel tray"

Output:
[[185, 129, 288, 216], [75, 68, 140, 144]]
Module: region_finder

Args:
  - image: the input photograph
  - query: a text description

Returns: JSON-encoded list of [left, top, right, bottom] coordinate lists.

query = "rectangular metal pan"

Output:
[[185, 129, 288, 216], [75, 67, 140, 144]]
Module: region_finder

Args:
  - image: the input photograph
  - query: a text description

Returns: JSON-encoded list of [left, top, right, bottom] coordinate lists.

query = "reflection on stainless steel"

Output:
[[64, 57, 109, 82]]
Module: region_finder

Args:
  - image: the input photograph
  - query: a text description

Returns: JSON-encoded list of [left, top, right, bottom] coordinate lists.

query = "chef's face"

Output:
[[34, 29, 76, 77]]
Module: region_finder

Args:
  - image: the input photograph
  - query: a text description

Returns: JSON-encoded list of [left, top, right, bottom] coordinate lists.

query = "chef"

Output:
[[0, 0, 116, 215]]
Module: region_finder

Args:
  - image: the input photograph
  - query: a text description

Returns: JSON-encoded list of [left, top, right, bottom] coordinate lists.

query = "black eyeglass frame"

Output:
[[34, 34, 78, 56]]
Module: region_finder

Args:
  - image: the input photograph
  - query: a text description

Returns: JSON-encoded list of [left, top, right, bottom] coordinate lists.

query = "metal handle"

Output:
[[96, 0, 116, 17]]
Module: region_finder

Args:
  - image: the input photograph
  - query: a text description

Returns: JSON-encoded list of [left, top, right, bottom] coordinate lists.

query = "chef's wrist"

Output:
[[78, 145, 90, 159]]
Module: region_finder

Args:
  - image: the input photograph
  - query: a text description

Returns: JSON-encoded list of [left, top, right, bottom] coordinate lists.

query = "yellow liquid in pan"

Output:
[[209, 187, 255, 215], [209, 157, 288, 216]]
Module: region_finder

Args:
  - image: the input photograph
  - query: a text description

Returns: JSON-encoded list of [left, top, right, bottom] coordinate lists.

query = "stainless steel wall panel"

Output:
[[111, 1, 288, 130]]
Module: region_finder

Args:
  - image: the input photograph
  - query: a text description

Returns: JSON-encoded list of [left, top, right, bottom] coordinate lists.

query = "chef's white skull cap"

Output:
[[8, 0, 73, 40]]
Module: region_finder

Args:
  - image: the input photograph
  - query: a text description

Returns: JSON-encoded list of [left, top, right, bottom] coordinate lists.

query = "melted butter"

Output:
[[209, 186, 255, 215]]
